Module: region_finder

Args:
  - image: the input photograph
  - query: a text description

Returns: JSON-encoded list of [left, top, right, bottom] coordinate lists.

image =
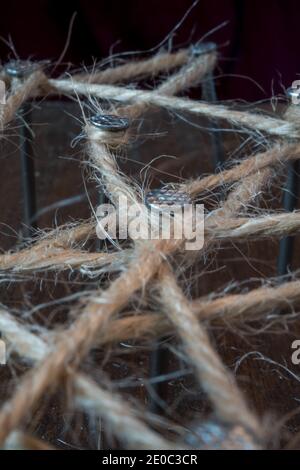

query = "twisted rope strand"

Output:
[[0, 240, 178, 444], [0, 70, 45, 130], [118, 49, 217, 119], [157, 264, 261, 437], [0, 309, 177, 449], [1, 272, 300, 365], [71, 48, 194, 84], [44, 80, 296, 138]]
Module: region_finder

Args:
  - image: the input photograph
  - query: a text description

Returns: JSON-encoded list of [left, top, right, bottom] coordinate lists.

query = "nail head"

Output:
[[145, 188, 192, 212], [89, 114, 130, 132], [4, 60, 41, 79], [286, 86, 300, 105], [191, 42, 217, 57]]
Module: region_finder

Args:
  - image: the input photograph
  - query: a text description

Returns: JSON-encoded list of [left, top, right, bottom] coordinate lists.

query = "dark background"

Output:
[[0, 0, 299, 101]]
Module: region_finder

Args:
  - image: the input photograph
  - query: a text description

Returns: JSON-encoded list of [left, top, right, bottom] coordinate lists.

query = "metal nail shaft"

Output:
[[5, 61, 38, 238], [18, 103, 37, 238], [277, 160, 299, 276], [201, 71, 224, 168], [277, 88, 299, 276], [148, 43, 224, 413], [89, 113, 130, 251]]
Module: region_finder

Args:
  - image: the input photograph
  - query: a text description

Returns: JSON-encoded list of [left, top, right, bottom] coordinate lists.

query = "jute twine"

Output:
[[0, 44, 299, 449]]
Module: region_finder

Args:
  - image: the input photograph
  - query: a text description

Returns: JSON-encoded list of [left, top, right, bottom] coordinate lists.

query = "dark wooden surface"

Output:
[[1, 102, 300, 449]]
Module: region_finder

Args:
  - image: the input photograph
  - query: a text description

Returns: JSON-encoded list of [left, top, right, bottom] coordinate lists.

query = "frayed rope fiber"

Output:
[[0, 43, 300, 450]]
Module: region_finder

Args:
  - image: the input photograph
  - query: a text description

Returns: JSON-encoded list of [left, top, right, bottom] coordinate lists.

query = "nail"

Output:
[[278, 88, 300, 276], [191, 41, 217, 57], [89, 114, 130, 132], [146, 187, 192, 412], [145, 187, 191, 212], [4, 60, 40, 80], [286, 86, 300, 105], [90, 113, 130, 249], [198, 42, 224, 170], [148, 43, 220, 407], [5, 60, 38, 238]]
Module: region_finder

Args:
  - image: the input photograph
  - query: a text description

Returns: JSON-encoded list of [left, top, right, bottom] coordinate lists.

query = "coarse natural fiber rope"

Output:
[[3, 432, 54, 450], [3, 210, 300, 274], [0, 308, 179, 449], [0, 44, 299, 450], [1, 273, 300, 365], [157, 264, 260, 435], [117, 47, 217, 119], [0, 70, 45, 130], [72, 46, 201, 84], [85, 109, 263, 440], [43, 80, 296, 138]]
